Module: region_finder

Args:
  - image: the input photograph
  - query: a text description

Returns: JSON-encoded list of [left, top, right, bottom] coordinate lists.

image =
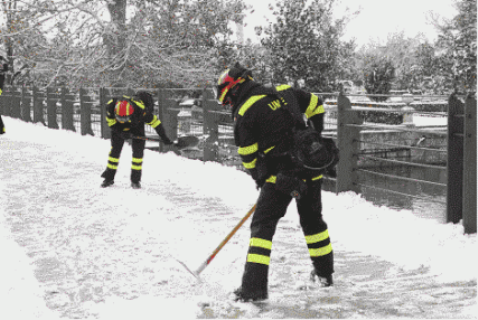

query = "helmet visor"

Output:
[[115, 115, 132, 123]]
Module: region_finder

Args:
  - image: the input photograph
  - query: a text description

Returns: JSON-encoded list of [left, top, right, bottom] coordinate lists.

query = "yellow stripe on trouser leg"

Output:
[[309, 243, 333, 257], [247, 254, 270, 265], [247, 237, 272, 265], [305, 230, 333, 257], [305, 230, 329, 244], [107, 156, 119, 170], [131, 158, 143, 171], [250, 237, 272, 250]]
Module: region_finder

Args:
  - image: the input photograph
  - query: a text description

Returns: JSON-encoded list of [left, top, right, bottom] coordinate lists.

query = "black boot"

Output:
[[232, 287, 268, 302], [101, 179, 114, 188], [131, 181, 141, 189], [310, 270, 333, 287]]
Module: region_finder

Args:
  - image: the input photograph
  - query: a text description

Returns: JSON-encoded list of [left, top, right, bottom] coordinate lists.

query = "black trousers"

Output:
[[101, 128, 146, 183], [241, 178, 334, 295]]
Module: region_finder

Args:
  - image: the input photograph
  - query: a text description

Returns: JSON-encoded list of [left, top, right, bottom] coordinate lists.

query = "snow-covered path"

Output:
[[0, 118, 476, 319]]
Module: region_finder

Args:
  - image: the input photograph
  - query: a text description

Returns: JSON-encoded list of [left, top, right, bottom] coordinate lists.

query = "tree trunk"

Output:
[[104, 0, 127, 86]]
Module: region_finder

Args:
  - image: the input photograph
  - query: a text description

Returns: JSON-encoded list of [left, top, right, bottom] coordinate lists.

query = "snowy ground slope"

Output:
[[0, 117, 476, 319]]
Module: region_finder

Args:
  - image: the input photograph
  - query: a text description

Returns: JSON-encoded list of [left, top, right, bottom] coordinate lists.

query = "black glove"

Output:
[[120, 132, 132, 140], [155, 124, 173, 145]]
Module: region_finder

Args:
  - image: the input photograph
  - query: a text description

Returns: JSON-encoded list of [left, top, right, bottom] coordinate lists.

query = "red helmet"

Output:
[[216, 64, 252, 107], [114, 100, 134, 123]]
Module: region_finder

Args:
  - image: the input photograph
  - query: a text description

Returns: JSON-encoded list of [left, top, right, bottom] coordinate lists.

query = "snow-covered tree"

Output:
[[259, 0, 357, 92]]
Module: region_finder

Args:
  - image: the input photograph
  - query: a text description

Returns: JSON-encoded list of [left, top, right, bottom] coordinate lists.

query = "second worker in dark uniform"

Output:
[[100, 91, 173, 189]]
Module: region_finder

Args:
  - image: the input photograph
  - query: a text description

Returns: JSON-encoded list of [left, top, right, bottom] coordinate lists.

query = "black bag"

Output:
[[292, 127, 339, 171], [266, 87, 339, 172]]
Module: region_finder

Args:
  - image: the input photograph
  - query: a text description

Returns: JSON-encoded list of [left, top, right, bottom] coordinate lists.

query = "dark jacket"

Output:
[[233, 83, 325, 182], [105, 95, 170, 142]]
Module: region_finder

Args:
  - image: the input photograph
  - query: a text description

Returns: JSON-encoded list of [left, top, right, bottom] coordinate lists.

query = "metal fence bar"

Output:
[[357, 168, 447, 187], [350, 106, 447, 116], [355, 139, 447, 153], [358, 155, 447, 170], [354, 182, 447, 204], [345, 123, 447, 136]]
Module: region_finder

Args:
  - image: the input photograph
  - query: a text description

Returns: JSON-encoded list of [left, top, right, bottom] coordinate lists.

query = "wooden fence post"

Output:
[[336, 93, 362, 193], [0, 86, 6, 116], [21, 87, 32, 122], [99, 87, 110, 139], [32, 86, 44, 124], [157, 88, 178, 152], [446, 93, 464, 224], [463, 95, 477, 234], [46, 87, 59, 129], [79, 88, 94, 136], [11, 87, 21, 119], [157, 88, 166, 152], [202, 87, 218, 162], [61, 87, 76, 132]]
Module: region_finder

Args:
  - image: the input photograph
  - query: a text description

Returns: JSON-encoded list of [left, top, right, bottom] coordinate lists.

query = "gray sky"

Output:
[[241, 0, 458, 46]]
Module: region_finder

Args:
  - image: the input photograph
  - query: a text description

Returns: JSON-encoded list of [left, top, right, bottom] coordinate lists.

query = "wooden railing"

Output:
[[0, 86, 475, 234]]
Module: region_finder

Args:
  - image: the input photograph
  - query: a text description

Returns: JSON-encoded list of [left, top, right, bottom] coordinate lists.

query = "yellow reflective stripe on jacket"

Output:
[[309, 243, 333, 257], [238, 95, 266, 116], [108, 157, 119, 163], [264, 146, 275, 154], [107, 99, 113, 104], [132, 99, 145, 110], [305, 230, 329, 244], [265, 174, 323, 184], [238, 142, 259, 156], [243, 158, 257, 169], [247, 253, 270, 265], [276, 84, 291, 91], [305, 94, 324, 118], [148, 116, 161, 128], [106, 117, 117, 127], [250, 237, 272, 250], [132, 158, 143, 163], [131, 165, 142, 170]]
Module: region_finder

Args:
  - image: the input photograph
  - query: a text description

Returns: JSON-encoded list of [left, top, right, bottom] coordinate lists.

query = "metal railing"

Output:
[[0, 86, 475, 234]]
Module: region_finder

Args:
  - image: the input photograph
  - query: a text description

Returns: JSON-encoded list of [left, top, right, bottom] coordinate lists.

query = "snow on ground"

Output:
[[0, 117, 476, 319]]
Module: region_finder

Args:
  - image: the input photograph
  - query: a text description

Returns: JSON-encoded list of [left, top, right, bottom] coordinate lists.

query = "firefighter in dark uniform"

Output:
[[100, 92, 173, 189], [0, 56, 8, 135], [216, 63, 334, 302]]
